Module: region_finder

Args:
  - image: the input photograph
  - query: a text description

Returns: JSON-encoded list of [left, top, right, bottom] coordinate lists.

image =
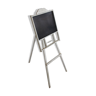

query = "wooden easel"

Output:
[[28, 6, 69, 89]]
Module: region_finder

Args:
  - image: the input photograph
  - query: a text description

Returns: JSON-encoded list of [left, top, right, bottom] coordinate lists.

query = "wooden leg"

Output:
[[46, 66, 52, 88], [60, 55, 69, 73], [28, 37, 36, 65], [44, 48, 52, 88], [56, 42, 69, 73]]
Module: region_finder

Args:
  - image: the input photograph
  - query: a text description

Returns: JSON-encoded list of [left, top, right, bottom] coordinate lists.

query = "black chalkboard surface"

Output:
[[33, 11, 57, 40]]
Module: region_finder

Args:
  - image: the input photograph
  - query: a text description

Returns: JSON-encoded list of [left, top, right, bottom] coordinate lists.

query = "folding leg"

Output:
[[60, 55, 69, 73], [44, 48, 52, 88], [56, 41, 69, 73], [46, 66, 52, 88], [28, 37, 36, 65]]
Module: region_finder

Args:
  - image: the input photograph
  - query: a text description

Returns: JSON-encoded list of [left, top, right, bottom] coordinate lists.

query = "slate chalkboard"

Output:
[[33, 11, 57, 40]]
